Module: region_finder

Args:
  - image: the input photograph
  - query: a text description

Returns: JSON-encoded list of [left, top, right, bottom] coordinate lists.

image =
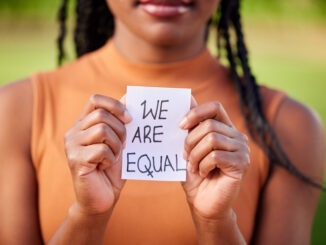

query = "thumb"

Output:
[[190, 95, 198, 109], [120, 94, 126, 105]]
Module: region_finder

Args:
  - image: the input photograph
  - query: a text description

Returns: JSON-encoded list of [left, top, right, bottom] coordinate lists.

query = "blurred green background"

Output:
[[0, 0, 325, 243]]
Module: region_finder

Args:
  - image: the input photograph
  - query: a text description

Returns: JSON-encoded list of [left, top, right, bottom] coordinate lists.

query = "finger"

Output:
[[67, 144, 116, 176], [83, 144, 116, 170], [187, 132, 245, 173], [179, 96, 197, 130], [183, 161, 203, 186], [184, 119, 239, 155], [72, 123, 122, 157], [180, 101, 233, 130], [190, 95, 198, 109], [198, 150, 250, 179], [77, 108, 126, 143], [120, 95, 126, 105], [103, 150, 125, 190], [79, 94, 132, 124]]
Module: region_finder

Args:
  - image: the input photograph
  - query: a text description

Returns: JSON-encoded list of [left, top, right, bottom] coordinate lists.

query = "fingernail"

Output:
[[179, 117, 188, 129], [124, 110, 132, 123]]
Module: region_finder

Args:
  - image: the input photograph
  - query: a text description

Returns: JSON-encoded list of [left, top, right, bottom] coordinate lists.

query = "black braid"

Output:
[[218, 0, 323, 189], [57, 0, 69, 65], [57, 0, 114, 64], [57, 0, 323, 189], [74, 0, 114, 58]]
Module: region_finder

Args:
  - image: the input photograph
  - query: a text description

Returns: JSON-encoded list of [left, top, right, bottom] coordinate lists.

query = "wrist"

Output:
[[193, 209, 237, 232], [48, 203, 112, 244], [192, 209, 246, 245], [68, 202, 112, 227]]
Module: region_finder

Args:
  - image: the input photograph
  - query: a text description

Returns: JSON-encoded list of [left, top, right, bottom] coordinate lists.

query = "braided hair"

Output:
[[57, 0, 114, 63], [57, 0, 323, 189]]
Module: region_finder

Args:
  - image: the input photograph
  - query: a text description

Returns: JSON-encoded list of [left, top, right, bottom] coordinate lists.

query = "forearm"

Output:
[[193, 210, 246, 245], [48, 203, 111, 245]]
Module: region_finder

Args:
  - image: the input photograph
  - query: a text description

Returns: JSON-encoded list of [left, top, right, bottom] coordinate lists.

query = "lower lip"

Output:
[[140, 4, 191, 18]]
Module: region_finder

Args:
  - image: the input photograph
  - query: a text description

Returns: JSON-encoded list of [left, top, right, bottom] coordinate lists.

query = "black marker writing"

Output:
[[131, 125, 163, 143], [126, 153, 186, 178], [141, 99, 170, 120]]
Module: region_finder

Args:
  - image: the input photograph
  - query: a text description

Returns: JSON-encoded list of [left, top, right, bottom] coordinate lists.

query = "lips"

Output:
[[138, 0, 194, 18], [138, 0, 193, 6]]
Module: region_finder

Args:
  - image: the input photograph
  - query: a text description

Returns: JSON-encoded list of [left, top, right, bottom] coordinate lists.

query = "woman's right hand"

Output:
[[64, 94, 132, 217]]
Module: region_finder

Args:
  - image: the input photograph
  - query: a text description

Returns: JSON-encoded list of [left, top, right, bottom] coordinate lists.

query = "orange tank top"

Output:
[[31, 40, 286, 244]]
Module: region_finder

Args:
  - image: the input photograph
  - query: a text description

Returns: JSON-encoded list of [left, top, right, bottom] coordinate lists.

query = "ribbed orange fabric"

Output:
[[31, 40, 286, 244]]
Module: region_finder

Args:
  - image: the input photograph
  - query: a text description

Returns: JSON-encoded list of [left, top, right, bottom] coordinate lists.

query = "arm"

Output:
[[0, 79, 43, 244], [252, 97, 325, 244], [49, 94, 131, 244], [181, 101, 248, 244], [0, 80, 130, 244]]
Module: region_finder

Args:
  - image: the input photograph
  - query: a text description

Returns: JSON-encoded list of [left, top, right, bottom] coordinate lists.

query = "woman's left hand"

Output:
[[180, 100, 250, 222]]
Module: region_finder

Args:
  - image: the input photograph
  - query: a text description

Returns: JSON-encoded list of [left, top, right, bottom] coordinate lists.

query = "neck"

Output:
[[113, 20, 207, 64]]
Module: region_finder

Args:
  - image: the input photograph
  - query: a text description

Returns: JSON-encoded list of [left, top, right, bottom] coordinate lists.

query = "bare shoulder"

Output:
[[0, 78, 42, 243], [0, 78, 33, 111], [0, 78, 33, 151], [0, 78, 33, 108], [274, 96, 325, 181], [252, 96, 324, 244], [0, 77, 32, 97]]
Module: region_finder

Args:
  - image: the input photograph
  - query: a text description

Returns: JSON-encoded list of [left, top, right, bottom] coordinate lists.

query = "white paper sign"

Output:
[[122, 86, 191, 181]]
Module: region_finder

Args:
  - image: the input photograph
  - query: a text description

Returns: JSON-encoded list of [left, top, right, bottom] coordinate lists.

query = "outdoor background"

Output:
[[0, 0, 325, 243]]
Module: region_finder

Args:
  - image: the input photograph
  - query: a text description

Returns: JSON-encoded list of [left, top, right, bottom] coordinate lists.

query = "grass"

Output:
[[0, 15, 325, 244]]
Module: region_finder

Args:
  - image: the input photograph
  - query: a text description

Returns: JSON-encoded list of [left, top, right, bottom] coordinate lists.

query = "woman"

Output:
[[0, 0, 324, 244]]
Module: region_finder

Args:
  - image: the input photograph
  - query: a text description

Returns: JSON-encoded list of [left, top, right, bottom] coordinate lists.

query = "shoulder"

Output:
[[0, 78, 32, 103], [259, 85, 324, 177], [258, 85, 287, 124], [257, 85, 324, 188], [0, 78, 33, 120], [0, 78, 33, 153], [275, 96, 324, 140], [274, 96, 324, 181], [0, 79, 44, 243], [0, 78, 33, 114], [251, 93, 324, 244]]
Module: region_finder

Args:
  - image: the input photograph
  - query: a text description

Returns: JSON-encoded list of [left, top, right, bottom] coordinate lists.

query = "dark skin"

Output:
[[0, 0, 324, 244]]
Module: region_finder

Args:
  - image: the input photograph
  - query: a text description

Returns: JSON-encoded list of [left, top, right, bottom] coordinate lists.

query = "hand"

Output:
[[64, 94, 132, 216], [180, 100, 250, 222]]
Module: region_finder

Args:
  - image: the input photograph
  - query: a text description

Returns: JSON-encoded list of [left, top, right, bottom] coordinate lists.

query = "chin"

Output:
[[140, 23, 195, 47], [146, 33, 184, 47]]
